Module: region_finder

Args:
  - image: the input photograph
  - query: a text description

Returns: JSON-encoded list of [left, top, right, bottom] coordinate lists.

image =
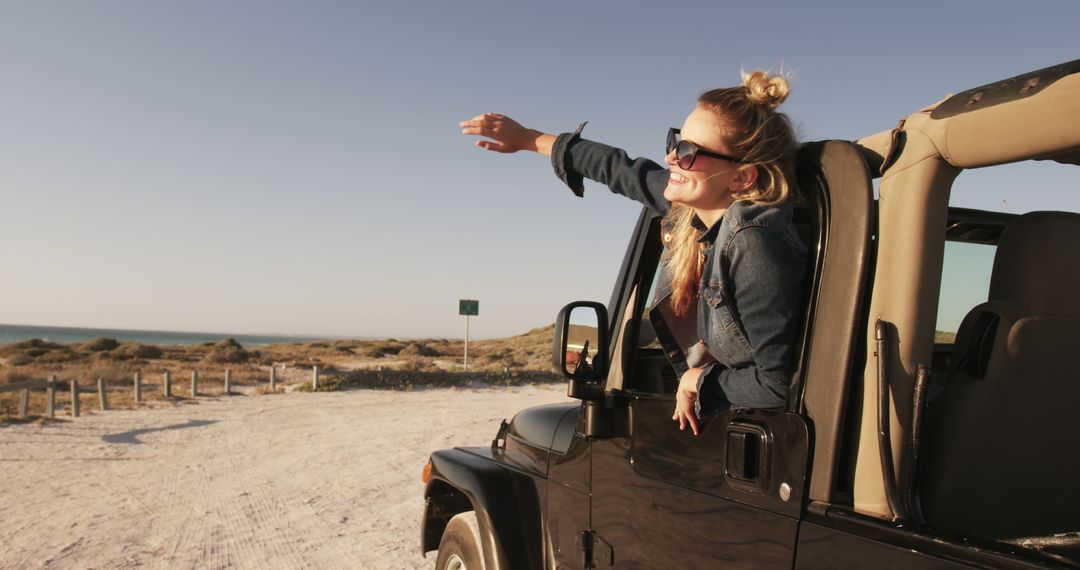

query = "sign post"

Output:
[[459, 299, 479, 371]]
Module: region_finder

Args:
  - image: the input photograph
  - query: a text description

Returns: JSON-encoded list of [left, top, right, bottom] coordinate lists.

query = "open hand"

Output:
[[459, 113, 546, 154]]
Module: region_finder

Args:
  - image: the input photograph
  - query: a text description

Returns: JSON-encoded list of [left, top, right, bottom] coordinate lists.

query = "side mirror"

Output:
[[552, 302, 609, 400]]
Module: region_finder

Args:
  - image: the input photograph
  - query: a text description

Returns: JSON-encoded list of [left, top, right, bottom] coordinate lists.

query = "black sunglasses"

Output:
[[666, 128, 744, 169]]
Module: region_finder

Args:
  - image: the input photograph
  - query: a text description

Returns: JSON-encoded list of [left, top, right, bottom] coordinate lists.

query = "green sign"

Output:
[[459, 299, 479, 316]]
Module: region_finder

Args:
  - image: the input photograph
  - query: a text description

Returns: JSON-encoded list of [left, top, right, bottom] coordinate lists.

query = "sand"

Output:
[[0, 384, 571, 569]]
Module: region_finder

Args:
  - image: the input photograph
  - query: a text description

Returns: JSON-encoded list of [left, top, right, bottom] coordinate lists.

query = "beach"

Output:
[[0, 384, 571, 568]]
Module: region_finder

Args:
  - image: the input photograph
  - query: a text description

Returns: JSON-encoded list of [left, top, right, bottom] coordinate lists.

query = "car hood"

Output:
[[503, 403, 580, 476]]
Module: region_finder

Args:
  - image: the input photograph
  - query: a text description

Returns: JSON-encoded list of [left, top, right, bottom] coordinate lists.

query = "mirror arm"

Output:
[[567, 378, 605, 402]]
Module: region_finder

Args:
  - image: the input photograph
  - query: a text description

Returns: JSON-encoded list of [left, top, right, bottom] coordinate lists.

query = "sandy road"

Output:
[[0, 384, 570, 569]]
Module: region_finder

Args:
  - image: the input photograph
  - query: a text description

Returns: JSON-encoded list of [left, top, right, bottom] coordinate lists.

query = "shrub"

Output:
[[132, 343, 163, 359], [0, 338, 78, 364], [83, 337, 120, 352], [399, 343, 438, 357], [5, 353, 33, 366], [7, 338, 63, 352], [203, 338, 250, 363], [112, 343, 163, 360], [359, 346, 386, 358], [482, 347, 513, 361], [360, 341, 405, 357], [380, 343, 405, 355], [36, 349, 79, 363], [1, 369, 34, 385]]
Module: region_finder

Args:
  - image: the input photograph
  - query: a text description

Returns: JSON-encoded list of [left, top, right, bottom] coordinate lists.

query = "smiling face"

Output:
[[663, 105, 756, 224]]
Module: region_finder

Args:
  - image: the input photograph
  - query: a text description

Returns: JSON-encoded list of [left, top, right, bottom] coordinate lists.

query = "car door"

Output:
[[586, 212, 811, 568], [590, 406, 808, 567]]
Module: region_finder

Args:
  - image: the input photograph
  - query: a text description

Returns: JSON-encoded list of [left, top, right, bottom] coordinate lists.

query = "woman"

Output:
[[460, 71, 806, 436]]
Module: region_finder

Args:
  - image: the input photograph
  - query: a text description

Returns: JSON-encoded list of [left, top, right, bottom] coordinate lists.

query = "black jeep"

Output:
[[422, 59, 1080, 569]]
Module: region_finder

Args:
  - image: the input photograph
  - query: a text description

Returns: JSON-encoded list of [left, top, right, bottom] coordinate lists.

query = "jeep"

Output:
[[421, 59, 1080, 569]]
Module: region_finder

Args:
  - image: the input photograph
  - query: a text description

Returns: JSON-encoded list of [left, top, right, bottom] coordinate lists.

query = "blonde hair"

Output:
[[665, 70, 798, 317]]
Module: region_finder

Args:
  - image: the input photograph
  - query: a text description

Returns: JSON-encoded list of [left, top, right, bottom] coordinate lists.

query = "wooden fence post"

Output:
[[71, 379, 80, 418], [225, 369, 232, 396], [270, 366, 276, 391], [312, 365, 319, 390], [47, 374, 56, 419], [191, 370, 198, 397], [97, 378, 108, 411], [134, 372, 142, 403], [163, 371, 172, 398], [19, 388, 29, 418]]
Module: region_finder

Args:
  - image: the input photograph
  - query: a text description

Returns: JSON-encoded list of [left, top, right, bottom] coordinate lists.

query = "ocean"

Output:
[[0, 323, 335, 347]]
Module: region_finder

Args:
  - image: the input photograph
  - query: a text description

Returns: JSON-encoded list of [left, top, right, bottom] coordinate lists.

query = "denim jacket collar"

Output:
[[692, 214, 715, 242]]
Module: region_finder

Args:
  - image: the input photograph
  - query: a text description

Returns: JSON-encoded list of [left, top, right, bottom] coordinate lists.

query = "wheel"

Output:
[[435, 511, 485, 570]]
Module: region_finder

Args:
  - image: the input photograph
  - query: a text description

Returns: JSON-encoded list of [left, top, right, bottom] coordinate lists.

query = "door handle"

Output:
[[726, 422, 769, 489]]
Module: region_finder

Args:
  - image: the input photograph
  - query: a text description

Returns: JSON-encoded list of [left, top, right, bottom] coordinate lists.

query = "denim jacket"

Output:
[[551, 125, 806, 412]]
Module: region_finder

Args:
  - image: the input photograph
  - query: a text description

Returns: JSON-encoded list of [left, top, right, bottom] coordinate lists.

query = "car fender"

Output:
[[422, 448, 543, 570]]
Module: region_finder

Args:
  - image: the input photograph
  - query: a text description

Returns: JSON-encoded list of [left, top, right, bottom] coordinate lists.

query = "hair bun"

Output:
[[742, 70, 790, 110]]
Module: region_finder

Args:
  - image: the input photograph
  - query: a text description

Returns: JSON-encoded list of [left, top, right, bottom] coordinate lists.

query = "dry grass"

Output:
[[0, 324, 559, 423], [251, 385, 287, 396], [0, 379, 209, 421], [935, 330, 957, 344], [314, 369, 560, 392]]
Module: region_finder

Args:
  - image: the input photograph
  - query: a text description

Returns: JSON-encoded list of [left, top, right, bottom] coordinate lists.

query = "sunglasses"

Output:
[[666, 128, 744, 169]]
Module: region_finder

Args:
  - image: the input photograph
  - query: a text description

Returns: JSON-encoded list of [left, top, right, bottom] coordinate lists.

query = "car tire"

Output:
[[435, 511, 485, 570]]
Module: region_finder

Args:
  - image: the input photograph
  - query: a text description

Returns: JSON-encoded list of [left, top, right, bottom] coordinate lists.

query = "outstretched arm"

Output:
[[461, 113, 670, 214]]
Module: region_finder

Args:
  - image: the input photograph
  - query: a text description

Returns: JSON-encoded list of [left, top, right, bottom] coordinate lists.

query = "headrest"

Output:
[[989, 211, 1080, 317]]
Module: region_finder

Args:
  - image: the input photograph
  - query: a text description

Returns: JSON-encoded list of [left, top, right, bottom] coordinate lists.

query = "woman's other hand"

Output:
[[673, 367, 703, 436], [459, 113, 555, 156]]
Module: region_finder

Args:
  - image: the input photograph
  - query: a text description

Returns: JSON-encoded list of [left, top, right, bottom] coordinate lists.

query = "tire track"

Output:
[[5, 421, 103, 568], [161, 440, 217, 568], [218, 405, 362, 569]]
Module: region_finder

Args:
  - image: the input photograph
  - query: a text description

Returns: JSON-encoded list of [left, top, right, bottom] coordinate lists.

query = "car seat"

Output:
[[920, 211, 1080, 539]]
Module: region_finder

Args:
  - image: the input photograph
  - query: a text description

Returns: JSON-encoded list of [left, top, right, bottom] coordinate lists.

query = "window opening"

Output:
[[935, 240, 995, 344]]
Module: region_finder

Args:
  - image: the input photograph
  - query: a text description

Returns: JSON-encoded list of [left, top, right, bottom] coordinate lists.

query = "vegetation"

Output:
[[1, 368, 34, 386], [399, 342, 438, 357], [112, 343, 164, 360], [0, 323, 562, 420], [203, 338, 251, 364], [360, 340, 405, 358], [313, 369, 560, 392], [0, 338, 74, 363], [5, 353, 33, 366], [83, 337, 120, 352], [1, 338, 64, 355], [935, 330, 957, 344]]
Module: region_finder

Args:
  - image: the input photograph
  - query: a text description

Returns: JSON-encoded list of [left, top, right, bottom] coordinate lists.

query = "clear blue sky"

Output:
[[1, 1, 1077, 339]]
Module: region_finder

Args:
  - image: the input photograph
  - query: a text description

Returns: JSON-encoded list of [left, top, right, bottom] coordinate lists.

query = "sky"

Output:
[[1, 1, 1077, 339]]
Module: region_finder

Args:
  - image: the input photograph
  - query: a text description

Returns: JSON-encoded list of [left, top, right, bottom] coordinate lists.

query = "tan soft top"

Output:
[[860, 59, 1080, 172]]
